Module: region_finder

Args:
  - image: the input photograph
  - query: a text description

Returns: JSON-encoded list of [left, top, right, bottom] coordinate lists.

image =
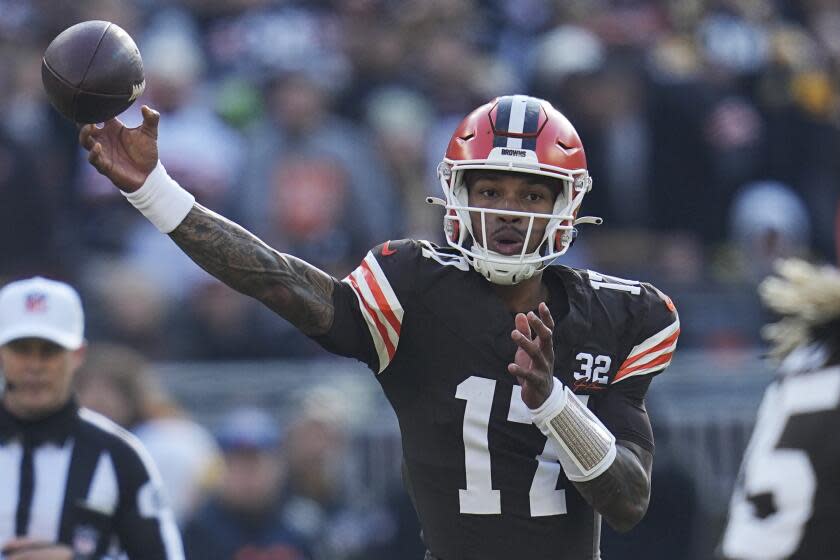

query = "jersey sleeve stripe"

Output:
[[614, 346, 676, 382], [624, 318, 680, 360], [342, 251, 405, 374], [345, 273, 396, 372], [612, 318, 681, 383], [613, 355, 674, 382], [619, 329, 680, 370], [360, 255, 403, 335]]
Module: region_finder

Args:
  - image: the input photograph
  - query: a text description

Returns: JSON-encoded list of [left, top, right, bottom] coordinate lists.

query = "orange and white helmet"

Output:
[[430, 95, 600, 285]]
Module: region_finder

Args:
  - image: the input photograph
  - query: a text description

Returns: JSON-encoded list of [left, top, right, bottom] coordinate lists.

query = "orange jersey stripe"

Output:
[[360, 259, 402, 336], [348, 274, 396, 359], [614, 352, 673, 382], [619, 329, 680, 370]]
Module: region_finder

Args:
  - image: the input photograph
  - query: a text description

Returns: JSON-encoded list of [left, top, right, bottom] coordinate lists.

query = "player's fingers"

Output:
[[527, 311, 553, 342], [527, 314, 554, 362], [1, 536, 31, 552], [511, 329, 548, 368], [514, 312, 532, 339], [538, 302, 555, 330], [507, 363, 539, 382], [78, 125, 96, 151], [140, 105, 160, 138], [1, 537, 43, 554], [88, 142, 106, 170]]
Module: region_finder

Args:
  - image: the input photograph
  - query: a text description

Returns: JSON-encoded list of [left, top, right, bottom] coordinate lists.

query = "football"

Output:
[[41, 20, 145, 124]]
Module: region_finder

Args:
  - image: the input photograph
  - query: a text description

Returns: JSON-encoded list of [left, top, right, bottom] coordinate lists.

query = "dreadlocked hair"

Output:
[[759, 258, 840, 361]]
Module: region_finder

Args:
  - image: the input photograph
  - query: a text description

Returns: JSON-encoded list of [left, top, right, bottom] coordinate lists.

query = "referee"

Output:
[[0, 277, 183, 560]]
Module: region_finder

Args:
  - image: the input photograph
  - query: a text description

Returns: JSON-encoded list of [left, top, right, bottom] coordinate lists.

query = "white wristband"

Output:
[[529, 379, 616, 482], [122, 161, 195, 233]]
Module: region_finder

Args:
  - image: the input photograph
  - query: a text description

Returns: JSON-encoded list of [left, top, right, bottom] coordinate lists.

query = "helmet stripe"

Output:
[[492, 97, 513, 147], [521, 99, 541, 150], [493, 96, 542, 150]]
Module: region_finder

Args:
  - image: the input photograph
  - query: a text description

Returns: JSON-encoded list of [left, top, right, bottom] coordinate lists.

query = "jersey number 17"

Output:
[[456, 376, 589, 517]]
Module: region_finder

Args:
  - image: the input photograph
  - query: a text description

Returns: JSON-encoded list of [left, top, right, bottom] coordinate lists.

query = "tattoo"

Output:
[[572, 440, 652, 532], [169, 204, 336, 335]]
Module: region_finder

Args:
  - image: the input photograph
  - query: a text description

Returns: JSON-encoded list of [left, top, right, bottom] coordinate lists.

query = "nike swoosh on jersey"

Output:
[[381, 241, 398, 256]]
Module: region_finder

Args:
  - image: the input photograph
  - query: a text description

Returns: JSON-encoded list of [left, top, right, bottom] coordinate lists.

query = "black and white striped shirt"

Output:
[[0, 399, 183, 559]]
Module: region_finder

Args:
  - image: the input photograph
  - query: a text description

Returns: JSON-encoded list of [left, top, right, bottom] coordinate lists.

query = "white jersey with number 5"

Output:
[[722, 344, 840, 560]]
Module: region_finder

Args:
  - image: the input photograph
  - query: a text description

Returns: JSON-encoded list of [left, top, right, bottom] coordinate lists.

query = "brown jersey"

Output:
[[313, 239, 680, 560]]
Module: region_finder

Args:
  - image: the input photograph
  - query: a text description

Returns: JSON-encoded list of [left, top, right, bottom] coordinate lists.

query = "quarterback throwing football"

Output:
[[80, 95, 679, 560]]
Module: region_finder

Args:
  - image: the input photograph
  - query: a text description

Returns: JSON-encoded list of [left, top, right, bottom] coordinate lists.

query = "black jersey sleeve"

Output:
[[594, 375, 655, 453], [310, 239, 420, 373], [611, 282, 680, 385]]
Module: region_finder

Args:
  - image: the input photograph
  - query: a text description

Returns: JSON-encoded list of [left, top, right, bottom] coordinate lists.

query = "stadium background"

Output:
[[2, 0, 840, 558]]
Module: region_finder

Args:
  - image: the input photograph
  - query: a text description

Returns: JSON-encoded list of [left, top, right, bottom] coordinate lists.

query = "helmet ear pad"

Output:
[[445, 209, 460, 242], [450, 172, 474, 247]]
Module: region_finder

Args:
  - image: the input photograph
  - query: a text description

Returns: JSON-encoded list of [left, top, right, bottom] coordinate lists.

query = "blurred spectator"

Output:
[[281, 386, 413, 559], [365, 86, 439, 240], [727, 180, 812, 283], [174, 276, 326, 359], [79, 259, 175, 359], [183, 407, 313, 560], [0, 125, 62, 279], [74, 343, 222, 524], [237, 72, 397, 276]]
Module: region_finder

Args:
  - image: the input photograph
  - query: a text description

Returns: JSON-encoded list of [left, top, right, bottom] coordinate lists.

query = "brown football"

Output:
[[41, 20, 145, 124]]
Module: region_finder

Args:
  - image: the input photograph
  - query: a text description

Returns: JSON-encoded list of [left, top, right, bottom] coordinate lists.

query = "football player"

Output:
[[79, 95, 680, 560], [720, 259, 840, 560]]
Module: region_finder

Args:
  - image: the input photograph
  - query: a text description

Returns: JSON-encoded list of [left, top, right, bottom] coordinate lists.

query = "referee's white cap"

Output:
[[0, 277, 85, 350]]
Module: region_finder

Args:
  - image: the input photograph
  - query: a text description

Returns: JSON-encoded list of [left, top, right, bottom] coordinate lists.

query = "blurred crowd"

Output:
[[72, 342, 423, 559], [1, 0, 839, 358], [4, 1, 838, 557]]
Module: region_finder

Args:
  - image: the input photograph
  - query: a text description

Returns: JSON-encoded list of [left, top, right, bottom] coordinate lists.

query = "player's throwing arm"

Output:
[[79, 108, 338, 336]]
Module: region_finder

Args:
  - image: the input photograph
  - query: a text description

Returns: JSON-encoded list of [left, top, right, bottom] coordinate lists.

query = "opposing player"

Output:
[[720, 259, 840, 560], [79, 95, 680, 559]]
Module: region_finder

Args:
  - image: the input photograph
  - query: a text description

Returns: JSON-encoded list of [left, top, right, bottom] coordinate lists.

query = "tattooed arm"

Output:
[[573, 440, 652, 532], [170, 204, 336, 336]]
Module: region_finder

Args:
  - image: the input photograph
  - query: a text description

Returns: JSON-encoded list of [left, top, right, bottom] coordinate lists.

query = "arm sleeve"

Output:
[[595, 375, 655, 454], [112, 442, 184, 560]]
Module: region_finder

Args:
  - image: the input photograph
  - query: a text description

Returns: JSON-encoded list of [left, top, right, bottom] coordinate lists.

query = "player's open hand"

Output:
[[1, 537, 72, 560], [78, 104, 159, 193], [508, 302, 555, 409]]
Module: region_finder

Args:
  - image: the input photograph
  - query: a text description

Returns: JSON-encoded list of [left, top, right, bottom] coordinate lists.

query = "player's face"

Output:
[[0, 338, 84, 419], [466, 172, 558, 255]]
